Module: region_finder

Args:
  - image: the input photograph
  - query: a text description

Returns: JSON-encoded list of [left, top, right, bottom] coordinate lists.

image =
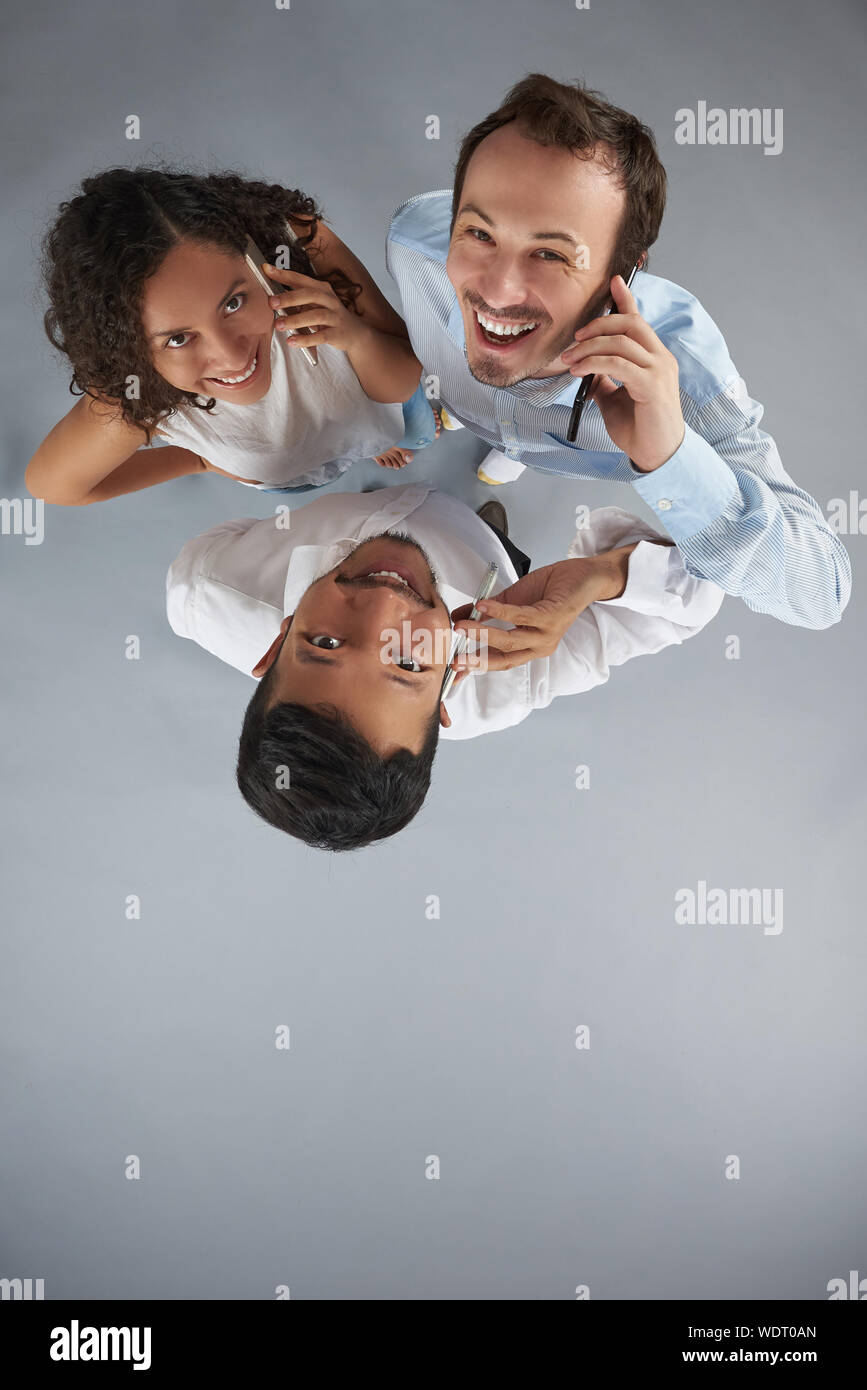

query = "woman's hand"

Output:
[[261, 263, 368, 354]]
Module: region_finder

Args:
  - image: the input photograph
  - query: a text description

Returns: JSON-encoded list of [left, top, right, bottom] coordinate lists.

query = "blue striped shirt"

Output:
[[386, 189, 851, 629]]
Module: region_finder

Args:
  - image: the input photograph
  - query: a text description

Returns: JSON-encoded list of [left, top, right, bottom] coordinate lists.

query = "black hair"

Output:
[[236, 660, 441, 851]]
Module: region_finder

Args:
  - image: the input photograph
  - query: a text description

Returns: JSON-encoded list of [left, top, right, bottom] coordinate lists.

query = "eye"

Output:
[[308, 635, 426, 672], [225, 293, 246, 314], [165, 333, 191, 349], [466, 227, 565, 263]]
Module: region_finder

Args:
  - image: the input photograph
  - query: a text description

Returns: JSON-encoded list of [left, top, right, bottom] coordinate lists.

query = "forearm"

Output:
[[677, 464, 851, 629], [343, 320, 423, 404], [57, 445, 204, 505], [629, 399, 852, 629], [533, 540, 722, 707], [26, 395, 166, 505], [590, 542, 645, 601]]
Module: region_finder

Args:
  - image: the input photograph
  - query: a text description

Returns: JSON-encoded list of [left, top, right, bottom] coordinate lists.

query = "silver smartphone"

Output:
[[243, 234, 319, 367], [440, 561, 500, 703]]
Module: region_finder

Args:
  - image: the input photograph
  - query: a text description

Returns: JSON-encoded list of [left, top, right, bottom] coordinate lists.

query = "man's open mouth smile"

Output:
[[342, 539, 432, 606], [471, 306, 542, 351]]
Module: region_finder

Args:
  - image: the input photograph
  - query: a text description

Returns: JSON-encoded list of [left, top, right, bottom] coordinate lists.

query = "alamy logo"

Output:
[[825, 491, 867, 535], [827, 1270, 867, 1300], [0, 1276, 44, 1299], [0, 497, 44, 545], [50, 1320, 151, 1371], [675, 880, 783, 935], [675, 102, 783, 156]]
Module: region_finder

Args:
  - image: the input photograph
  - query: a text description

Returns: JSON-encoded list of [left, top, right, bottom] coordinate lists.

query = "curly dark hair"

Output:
[[41, 167, 363, 436]]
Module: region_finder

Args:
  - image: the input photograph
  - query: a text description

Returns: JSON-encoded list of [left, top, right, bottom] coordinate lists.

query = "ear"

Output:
[[251, 615, 292, 678], [438, 669, 470, 728]]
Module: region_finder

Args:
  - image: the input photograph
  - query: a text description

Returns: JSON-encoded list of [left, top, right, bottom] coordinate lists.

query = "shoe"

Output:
[[439, 405, 464, 431], [477, 448, 527, 485], [476, 500, 508, 537]]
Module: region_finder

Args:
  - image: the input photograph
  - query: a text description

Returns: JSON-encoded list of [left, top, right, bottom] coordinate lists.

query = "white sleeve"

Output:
[[165, 518, 260, 645], [527, 506, 725, 709]]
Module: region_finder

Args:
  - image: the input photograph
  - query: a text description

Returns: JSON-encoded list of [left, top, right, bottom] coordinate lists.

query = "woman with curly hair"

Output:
[[26, 168, 439, 505]]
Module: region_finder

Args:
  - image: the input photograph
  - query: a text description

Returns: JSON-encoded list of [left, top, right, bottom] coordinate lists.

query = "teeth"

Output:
[[213, 354, 257, 384], [365, 570, 410, 586], [476, 311, 537, 337]]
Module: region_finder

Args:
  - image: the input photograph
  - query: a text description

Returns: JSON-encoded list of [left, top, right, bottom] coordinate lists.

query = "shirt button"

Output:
[[657, 498, 672, 511]]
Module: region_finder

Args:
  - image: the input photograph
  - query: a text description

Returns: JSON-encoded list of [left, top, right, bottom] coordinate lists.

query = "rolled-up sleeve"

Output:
[[629, 375, 851, 630]]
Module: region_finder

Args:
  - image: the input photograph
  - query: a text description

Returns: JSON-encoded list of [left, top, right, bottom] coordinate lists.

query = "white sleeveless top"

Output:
[[155, 327, 405, 488]]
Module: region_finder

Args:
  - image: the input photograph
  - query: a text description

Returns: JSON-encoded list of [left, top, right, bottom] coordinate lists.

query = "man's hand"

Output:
[[262, 263, 367, 354], [559, 274, 686, 472], [449, 544, 640, 671]]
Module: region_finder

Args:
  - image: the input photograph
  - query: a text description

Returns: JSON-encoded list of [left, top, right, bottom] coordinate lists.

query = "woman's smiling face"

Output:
[[140, 239, 277, 403]]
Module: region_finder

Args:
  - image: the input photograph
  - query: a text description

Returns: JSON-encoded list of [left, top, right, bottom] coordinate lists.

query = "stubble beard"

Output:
[[464, 282, 615, 389]]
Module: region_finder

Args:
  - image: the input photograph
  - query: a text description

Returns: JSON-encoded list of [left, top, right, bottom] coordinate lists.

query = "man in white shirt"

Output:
[[166, 482, 724, 850]]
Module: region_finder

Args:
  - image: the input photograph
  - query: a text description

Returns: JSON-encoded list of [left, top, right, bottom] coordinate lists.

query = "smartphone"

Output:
[[243, 234, 319, 367], [440, 561, 500, 703], [565, 260, 640, 442]]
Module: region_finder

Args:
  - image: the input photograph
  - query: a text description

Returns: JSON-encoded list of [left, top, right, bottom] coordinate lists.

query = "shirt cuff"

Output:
[[595, 537, 725, 628], [628, 423, 740, 540], [595, 537, 675, 614]]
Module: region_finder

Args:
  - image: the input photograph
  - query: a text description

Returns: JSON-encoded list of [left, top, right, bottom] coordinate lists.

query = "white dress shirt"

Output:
[[166, 483, 725, 739]]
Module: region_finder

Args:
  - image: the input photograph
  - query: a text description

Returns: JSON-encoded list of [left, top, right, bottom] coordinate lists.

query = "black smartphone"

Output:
[[565, 261, 640, 443]]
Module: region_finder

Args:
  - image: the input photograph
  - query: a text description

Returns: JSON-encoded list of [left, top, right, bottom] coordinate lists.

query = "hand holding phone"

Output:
[[565, 262, 640, 442], [243, 234, 319, 367], [440, 561, 499, 702], [450, 551, 634, 670]]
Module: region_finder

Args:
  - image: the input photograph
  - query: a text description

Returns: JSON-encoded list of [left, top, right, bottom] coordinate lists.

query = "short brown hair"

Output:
[[450, 73, 667, 280]]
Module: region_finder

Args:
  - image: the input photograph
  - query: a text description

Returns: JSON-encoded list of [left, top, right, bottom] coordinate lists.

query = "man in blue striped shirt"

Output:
[[386, 73, 850, 630]]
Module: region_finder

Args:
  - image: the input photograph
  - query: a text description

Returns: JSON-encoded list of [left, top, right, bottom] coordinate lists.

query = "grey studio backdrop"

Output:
[[1, 0, 864, 1302]]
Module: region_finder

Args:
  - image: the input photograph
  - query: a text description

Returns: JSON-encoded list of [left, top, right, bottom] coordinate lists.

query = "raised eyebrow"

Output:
[[296, 647, 430, 690], [149, 277, 249, 341], [455, 203, 579, 249]]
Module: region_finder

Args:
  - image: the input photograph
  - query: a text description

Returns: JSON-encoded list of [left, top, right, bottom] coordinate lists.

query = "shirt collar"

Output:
[[282, 483, 435, 615], [446, 293, 466, 347]]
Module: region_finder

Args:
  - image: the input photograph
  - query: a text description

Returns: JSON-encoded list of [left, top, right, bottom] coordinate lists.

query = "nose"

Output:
[[203, 325, 253, 375], [340, 583, 432, 648], [343, 582, 426, 621], [474, 248, 528, 309]]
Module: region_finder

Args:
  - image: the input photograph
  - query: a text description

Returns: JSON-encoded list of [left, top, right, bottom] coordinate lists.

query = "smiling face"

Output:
[[139, 239, 277, 403], [252, 532, 461, 755], [446, 122, 628, 387]]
